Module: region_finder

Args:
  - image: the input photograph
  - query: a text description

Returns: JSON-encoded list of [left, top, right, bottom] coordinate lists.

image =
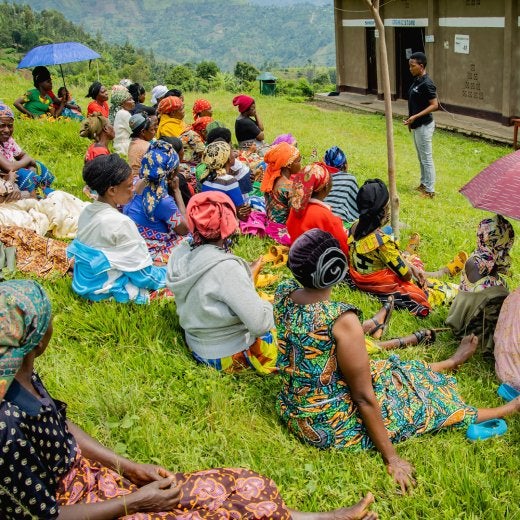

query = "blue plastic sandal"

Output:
[[497, 383, 520, 402], [466, 419, 507, 441]]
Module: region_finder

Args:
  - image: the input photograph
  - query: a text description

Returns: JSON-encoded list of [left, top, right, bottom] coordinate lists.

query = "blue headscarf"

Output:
[[0, 280, 52, 401], [0, 102, 14, 119], [324, 146, 347, 170], [140, 139, 180, 221]]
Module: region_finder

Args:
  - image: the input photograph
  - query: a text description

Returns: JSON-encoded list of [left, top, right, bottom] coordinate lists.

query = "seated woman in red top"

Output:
[[287, 162, 349, 257], [86, 81, 109, 118]]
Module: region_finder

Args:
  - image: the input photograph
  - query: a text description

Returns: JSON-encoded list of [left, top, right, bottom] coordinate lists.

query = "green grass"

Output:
[[3, 71, 520, 519]]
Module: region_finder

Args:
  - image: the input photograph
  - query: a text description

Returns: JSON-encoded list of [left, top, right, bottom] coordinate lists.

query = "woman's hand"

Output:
[[249, 256, 264, 280], [130, 477, 182, 513], [236, 204, 251, 221], [386, 456, 416, 494], [409, 264, 426, 288], [123, 461, 175, 486]]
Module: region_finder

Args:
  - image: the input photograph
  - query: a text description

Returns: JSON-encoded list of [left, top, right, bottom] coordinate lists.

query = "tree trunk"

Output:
[[364, 0, 400, 237]]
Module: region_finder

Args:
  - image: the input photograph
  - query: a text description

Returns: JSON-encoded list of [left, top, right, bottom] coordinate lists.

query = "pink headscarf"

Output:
[[186, 192, 238, 241], [232, 94, 254, 113]]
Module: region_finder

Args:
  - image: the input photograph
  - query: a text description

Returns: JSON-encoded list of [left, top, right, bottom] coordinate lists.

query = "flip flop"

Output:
[[466, 419, 507, 441], [255, 273, 280, 288], [446, 251, 469, 276], [497, 383, 520, 402], [367, 296, 394, 338], [412, 329, 437, 346], [262, 245, 289, 264]]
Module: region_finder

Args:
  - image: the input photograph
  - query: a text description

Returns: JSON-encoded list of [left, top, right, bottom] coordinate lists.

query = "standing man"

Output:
[[404, 52, 439, 198]]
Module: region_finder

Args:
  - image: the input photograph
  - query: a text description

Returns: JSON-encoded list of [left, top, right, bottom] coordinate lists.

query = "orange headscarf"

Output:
[[192, 98, 212, 118], [186, 191, 238, 242], [260, 142, 300, 193], [158, 96, 183, 115]]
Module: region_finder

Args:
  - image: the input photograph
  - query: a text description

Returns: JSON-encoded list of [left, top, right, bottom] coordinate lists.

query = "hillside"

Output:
[[10, 0, 336, 68]]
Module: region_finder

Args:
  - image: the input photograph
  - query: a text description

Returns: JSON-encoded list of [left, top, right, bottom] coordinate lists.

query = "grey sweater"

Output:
[[166, 241, 274, 359]]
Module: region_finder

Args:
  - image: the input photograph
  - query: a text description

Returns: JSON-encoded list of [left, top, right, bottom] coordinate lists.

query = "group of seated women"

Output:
[[2, 73, 520, 518]]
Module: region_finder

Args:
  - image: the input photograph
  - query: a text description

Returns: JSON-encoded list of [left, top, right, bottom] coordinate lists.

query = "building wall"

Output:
[[334, 0, 519, 123]]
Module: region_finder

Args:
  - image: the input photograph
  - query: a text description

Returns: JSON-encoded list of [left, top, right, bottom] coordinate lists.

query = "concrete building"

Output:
[[334, 0, 519, 124]]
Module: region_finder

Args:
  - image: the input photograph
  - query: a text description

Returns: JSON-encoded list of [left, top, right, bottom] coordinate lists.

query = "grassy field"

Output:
[[2, 70, 520, 519]]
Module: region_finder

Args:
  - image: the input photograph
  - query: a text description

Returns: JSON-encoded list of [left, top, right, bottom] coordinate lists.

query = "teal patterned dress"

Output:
[[274, 279, 477, 450]]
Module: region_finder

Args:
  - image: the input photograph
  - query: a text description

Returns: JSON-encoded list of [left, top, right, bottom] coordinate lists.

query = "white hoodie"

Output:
[[166, 241, 274, 359]]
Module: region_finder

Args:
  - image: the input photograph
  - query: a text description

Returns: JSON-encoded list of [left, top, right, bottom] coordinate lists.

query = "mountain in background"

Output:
[[11, 0, 335, 69]]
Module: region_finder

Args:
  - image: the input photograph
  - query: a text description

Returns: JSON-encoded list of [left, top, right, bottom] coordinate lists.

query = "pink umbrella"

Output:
[[460, 149, 520, 220]]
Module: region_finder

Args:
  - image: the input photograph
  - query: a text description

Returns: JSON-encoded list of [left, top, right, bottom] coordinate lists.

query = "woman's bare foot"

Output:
[[449, 334, 479, 369], [289, 493, 377, 520]]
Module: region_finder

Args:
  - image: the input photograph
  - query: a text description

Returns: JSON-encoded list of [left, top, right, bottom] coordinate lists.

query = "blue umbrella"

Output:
[[17, 42, 101, 89]]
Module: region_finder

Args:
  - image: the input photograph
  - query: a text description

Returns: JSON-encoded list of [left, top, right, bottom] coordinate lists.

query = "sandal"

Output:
[[367, 296, 394, 339], [445, 251, 469, 276], [412, 329, 437, 346]]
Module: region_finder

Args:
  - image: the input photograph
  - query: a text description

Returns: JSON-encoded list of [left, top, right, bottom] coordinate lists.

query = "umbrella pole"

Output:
[[59, 64, 67, 91]]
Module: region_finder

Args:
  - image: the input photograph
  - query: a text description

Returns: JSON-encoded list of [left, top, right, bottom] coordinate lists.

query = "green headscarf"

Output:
[[0, 280, 52, 401], [109, 85, 132, 124]]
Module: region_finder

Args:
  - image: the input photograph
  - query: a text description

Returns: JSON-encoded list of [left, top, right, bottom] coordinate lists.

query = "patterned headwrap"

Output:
[[79, 114, 108, 140], [109, 85, 132, 124], [232, 94, 254, 113], [0, 102, 14, 119], [186, 191, 238, 243], [191, 116, 214, 139], [324, 146, 347, 170], [473, 214, 514, 277], [192, 98, 212, 118], [354, 179, 389, 240], [158, 96, 183, 116], [288, 229, 347, 289], [0, 280, 52, 401], [200, 141, 232, 181], [290, 162, 331, 217], [140, 139, 180, 221], [261, 142, 300, 193], [272, 133, 297, 146]]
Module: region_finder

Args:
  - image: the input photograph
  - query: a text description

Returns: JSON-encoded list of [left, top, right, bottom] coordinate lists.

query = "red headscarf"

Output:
[[290, 162, 331, 218], [232, 94, 254, 113], [192, 98, 212, 118], [261, 142, 300, 193], [191, 116, 214, 139], [186, 191, 238, 242], [158, 96, 183, 115]]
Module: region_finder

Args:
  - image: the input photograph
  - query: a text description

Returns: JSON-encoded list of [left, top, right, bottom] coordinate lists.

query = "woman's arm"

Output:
[[13, 96, 35, 118], [0, 151, 35, 173], [333, 312, 416, 493]]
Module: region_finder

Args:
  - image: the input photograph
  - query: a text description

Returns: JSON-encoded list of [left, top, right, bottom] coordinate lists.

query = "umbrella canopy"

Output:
[[460, 149, 520, 220], [17, 42, 100, 69]]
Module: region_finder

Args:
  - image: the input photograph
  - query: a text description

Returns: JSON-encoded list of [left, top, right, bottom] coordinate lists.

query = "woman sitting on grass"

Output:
[[86, 81, 109, 118], [124, 140, 188, 265], [275, 228, 520, 493], [109, 85, 135, 156], [0, 279, 378, 520], [13, 66, 66, 119], [127, 113, 158, 179], [167, 191, 277, 374], [156, 96, 188, 138], [68, 154, 167, 304], [80, 114, 115, 162], [233, 94, 265, 151], [287, 162, 349, 256], [0, 102, 55, 198], [447, 214, 514, 353], [348, 179, 461, 317]]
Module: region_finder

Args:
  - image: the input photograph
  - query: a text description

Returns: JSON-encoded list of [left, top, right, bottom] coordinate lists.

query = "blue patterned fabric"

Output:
[[16, 161, 55, 195]]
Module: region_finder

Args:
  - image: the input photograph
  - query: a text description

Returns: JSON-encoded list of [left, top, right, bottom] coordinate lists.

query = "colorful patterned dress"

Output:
[[274, 279, 477, 450]]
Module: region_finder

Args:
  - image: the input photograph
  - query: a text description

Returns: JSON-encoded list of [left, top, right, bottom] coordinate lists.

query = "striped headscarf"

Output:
[[261, 142, 300, 193], [290, 162, 331, 217], [0, 280, 52, 401], [140, 139, 180, 220], [109, 85, 132, 124]]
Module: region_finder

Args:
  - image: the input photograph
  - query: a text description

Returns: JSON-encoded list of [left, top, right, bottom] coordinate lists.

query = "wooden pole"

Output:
[[363, 0, 400, 237]]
